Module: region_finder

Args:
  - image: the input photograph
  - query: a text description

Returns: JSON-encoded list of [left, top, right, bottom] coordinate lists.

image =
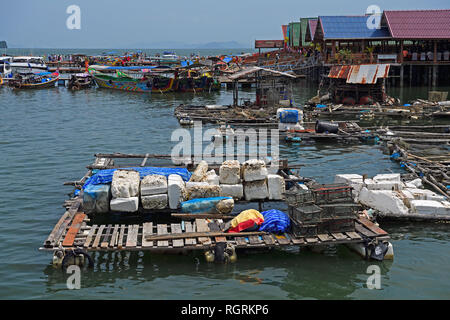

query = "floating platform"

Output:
[[40, 196, 390, 255]]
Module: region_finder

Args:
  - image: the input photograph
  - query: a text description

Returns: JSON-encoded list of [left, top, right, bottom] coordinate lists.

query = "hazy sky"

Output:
[[1, 0, 449, 48]]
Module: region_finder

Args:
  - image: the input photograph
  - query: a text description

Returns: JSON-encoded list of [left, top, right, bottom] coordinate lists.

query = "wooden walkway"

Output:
[[41, 197, 389, 253]]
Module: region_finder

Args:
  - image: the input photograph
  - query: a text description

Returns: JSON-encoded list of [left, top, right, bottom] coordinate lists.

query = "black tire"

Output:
[[61, 249, 94, 270]]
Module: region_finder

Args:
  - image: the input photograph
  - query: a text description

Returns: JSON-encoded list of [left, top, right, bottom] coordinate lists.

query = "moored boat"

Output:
[[92, 72, 153, 93], [68, 73, 94, 90], [9, 72, 59, 89]]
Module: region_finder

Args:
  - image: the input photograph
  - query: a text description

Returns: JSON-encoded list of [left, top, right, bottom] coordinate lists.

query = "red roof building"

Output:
[[383, 9, 450, 40]]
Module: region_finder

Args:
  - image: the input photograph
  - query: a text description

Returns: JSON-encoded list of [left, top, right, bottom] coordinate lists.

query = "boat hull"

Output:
[[12, 76, 59, 89], [93, 75, 152, 93]]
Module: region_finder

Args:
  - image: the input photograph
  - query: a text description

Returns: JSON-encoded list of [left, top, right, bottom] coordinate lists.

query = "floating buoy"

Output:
[[204, 243, 237, 263]]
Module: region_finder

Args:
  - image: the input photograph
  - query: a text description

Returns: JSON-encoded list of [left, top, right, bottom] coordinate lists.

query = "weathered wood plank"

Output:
[[118, 225, 126, 249], [170, 223, 184, 248], [142, 222, 153, 248], [248, 235, 263, 244], [92, 225, 105, 248], [358, 217, 388, 236], [195, 219, 211, 246], [101, 225, 112, 248], [126, 224, 139, 248], [62, 213, 86, 247], [211, 220, 227, 243], [346, 231, 362, 240], [157, 224, 169, 247], [275, 234, 291, 245], [355, 223, 376, 238], [109, 225, 119, 247], [317, 234, 333, 242], [184, 221, 196, 245], [83, 225, 97, 248], [235, 237, 247, 246], [262, 234, 275, 245], [291, 237, 305, 245], [305, 237, 319, 243], [331, 233, 347, 241]]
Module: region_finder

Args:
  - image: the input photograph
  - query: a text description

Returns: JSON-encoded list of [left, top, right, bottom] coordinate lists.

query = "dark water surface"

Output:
[[1, 60, 450, 299]]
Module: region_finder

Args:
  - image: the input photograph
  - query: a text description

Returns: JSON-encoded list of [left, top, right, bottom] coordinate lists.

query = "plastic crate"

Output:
[[291, 220, 319, 237], [321, 203, 359, 220], [289, 204, 323, 223], [310, 184, 353, 204], [284, 189, 314, 207], [318, 218, 356, 234]]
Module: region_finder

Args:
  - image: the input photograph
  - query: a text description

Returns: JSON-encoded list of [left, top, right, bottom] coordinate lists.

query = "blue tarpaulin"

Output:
[[83, 167, 191, 189], [180, 197, 232, 214], [222, 57, 232, 63], [279, 110, 299, 123], [181, 60, 194, 67], [259, 209, 290, 234]]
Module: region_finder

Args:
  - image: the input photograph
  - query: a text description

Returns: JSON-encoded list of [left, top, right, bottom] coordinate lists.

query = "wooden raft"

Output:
[[41, 214, 389, 252]]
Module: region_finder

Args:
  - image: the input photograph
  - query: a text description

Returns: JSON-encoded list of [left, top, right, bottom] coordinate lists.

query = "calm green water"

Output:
[[1, 50, 449, 300]]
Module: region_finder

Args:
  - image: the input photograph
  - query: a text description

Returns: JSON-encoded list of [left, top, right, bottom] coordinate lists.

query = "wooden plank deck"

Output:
[[41, 216, 389, 253]]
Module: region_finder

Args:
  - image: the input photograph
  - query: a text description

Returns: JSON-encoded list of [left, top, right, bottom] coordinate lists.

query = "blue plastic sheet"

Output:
[[180, 197, 232, 214], [316, 104, 327, 108], [279, 110, 299, 123], [390, 152, 401, 160], [83, 167, 191, 189], [259, 209, 290, 234]]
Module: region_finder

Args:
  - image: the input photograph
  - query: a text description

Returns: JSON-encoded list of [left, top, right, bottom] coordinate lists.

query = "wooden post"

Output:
[[400, 65, 404, 88], [400, 40, 404, 63], [434, 40, 437, 63]]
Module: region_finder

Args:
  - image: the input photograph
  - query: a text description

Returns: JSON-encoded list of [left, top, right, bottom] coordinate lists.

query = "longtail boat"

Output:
[[9, 72, 59, 89], [92, 72, 153, 93]]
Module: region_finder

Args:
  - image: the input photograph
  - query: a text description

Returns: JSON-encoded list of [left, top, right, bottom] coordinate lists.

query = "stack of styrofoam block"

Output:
[[140, 174, 168, 210], [369, 174, 403, 191], [83, 184, 111, 214], [358, 187, 409, 215], [410, 200, 450, 215], [168, 174, 187, 209], [267, 174, 285, 200], [186, 182, 221, 200], [242, 159, 269, 201], [110, 170, 140, 212], [219, 160, 243, 200], [334, 174, 364, 200]]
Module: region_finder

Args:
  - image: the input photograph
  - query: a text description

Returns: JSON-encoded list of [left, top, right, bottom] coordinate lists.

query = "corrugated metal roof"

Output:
[[384, 10, 450, 39], [229, 67, 296, 80], [328, 65, 352, 79], [329, 64, 390, 84], [317, 16, 391, 40]]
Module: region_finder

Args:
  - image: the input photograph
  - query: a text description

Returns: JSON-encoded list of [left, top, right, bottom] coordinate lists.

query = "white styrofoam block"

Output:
[[187, 183, 221, 200], [141, 194, 168, 210], [406, 188, 446, 202], [298, 183, 309, 190], [409, 178, 423, 188], [168, 174, 186, 209], [189, 160, 208, 182], [140, 174, 167, 196], [410, 200, 450, 215], [373, 173, 401, 183], [83, 184, 111, 214], [206, 170, 220, 185], [334, 174, 363, 184], [219, 160, 241, 185], [244, 180, 269, 201], [365, 178, 402, 191], [358, 188, 409, 215], [267, 174, 286, 200], [242, 159, 268, 182], [110, 197, 139, 212], [219, 184, 244, 199], [111, 170, 140, 198]]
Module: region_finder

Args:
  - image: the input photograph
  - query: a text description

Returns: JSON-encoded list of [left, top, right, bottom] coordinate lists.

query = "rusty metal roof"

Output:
[[328, 64, 390, 84]]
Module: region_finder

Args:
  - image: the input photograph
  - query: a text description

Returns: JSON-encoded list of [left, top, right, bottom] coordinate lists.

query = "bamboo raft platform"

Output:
[[40, 195, 389, 253]]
